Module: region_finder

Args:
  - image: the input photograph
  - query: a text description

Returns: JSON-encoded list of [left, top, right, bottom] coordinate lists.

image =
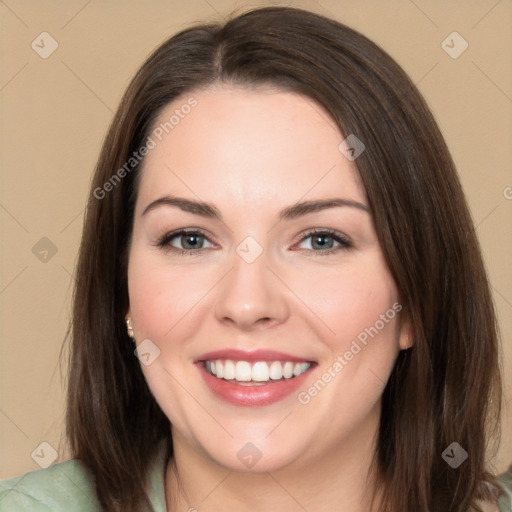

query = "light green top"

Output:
[[499, 468, 512, 512], [0, 443, 168, 512], [1, 445, 511, 511]]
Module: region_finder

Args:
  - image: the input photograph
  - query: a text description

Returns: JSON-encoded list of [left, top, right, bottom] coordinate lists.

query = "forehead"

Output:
[[136, 86, 366, 213]]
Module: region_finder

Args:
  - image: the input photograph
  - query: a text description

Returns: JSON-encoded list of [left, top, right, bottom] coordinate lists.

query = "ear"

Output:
[[125, 310, 135, 341], [398, 315, 413, 350]]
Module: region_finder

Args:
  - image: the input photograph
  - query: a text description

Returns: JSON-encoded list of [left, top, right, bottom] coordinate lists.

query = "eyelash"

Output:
[[155, 229, 214, 256], [154, 228, 352, 257], [294, 229, 352, 256]]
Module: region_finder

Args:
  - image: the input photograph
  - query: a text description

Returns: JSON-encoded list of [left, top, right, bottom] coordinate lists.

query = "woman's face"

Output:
[[127, 86, 410, 472]]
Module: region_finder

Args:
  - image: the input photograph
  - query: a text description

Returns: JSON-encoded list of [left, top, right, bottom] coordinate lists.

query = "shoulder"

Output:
[[0, 459, 101, 512], [497, 466, 512, 512], [474, 468, 512, 512]]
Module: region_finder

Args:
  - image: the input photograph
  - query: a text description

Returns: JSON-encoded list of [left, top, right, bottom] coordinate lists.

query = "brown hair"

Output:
[[65, 6, 502, 511]]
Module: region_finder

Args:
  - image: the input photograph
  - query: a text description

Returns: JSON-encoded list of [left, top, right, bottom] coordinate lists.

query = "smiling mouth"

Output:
[[202, 359, 314, 385]]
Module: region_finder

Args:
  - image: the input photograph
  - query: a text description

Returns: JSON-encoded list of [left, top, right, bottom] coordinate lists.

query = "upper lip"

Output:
[[195, 349, 315, 363]]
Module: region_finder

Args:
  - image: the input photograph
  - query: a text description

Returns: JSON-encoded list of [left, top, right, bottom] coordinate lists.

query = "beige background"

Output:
[[1, 0, 511, 479]]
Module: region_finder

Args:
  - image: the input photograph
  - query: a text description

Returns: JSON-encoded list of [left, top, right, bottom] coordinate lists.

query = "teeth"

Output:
[[235, 361, 251, 381], [204, 360, 312, 383], [283, 361, 294, 379], [224, 360, 236, 380], [269, 361, 282, 380], [252, 361, 269, 381]]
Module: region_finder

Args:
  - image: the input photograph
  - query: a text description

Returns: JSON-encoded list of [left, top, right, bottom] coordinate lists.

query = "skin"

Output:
[[126, 86, 412, 512]]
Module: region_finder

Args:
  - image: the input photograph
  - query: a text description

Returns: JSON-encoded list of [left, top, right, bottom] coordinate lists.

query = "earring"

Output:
[[126, 318, 135, 342]]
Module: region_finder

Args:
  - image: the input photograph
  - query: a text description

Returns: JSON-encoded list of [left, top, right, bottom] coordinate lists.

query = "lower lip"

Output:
[[197, 362, 315, 407]]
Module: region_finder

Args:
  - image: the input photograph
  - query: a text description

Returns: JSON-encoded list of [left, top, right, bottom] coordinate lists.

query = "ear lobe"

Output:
[[400, 333, 413, 350], [399, 317, 413, 350]]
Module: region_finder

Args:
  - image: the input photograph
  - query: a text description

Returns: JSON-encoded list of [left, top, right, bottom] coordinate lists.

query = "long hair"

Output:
[[65, 6, 502, 511]]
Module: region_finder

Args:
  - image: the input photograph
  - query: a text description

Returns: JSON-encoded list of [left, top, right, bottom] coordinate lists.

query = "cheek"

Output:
[[295, 267, 400, 429], [127, 251, 206, 427], [289, 260, 399, 347], [127, 249, 216, 342]]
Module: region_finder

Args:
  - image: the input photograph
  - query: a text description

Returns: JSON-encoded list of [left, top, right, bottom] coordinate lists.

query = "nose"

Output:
[[214, 248, 290, 331]]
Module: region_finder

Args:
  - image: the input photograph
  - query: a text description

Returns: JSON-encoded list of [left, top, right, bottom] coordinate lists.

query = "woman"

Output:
[[1, 6, 510, 512]]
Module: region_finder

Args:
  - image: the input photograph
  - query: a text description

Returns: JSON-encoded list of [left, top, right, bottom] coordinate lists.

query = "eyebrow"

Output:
[[141, 196, 370, 220]]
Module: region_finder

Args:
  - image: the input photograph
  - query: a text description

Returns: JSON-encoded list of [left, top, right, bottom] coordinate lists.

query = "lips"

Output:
[[195, 349, 317, 407]]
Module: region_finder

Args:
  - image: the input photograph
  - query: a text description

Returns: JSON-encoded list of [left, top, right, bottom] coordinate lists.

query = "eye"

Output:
[[155, 229, 215, 255], [295, 229, 352, 255]]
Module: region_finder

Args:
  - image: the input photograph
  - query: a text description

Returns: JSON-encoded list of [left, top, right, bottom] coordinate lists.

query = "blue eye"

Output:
[[155, 228, 352, 256], [295, 229, 352, 255], [156, 229, 214, 254]]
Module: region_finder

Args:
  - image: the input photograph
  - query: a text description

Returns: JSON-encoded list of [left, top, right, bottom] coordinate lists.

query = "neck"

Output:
[[165, 405, 382, 512]]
